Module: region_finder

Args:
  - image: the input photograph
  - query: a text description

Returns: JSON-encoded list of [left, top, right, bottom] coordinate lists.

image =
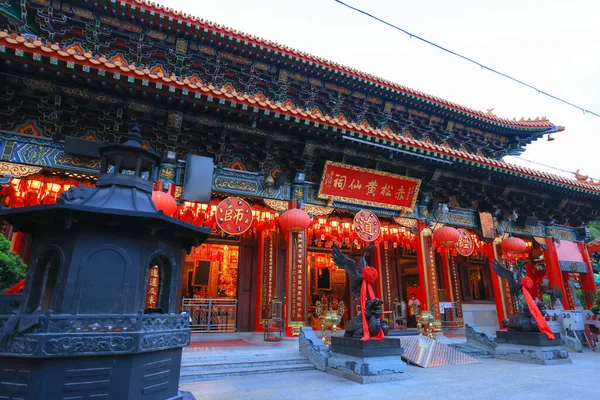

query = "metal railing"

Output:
[[181, 298, 238, 332], [439, 302, 463, 328]]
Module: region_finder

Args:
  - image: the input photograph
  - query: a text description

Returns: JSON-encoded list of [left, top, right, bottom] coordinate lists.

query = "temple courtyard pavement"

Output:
[[180, 334, 597, 400]]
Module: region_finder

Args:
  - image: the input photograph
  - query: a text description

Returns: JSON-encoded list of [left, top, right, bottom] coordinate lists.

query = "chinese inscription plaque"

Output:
[[319, 161, 421, 211]]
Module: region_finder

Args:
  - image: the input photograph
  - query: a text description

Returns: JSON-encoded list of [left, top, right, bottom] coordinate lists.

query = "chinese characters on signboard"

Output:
[[455, 228, 475, 257], [144, 265, 160, 309], [353, 209, 381, 242], [261, 235, 276, 320], [216, 197, 253, 235], [318, 161, 421, 212], [290, 232, 306, 323]]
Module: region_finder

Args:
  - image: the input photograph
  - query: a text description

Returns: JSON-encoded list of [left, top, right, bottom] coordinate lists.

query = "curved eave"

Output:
[[70, 0, 558, 133]]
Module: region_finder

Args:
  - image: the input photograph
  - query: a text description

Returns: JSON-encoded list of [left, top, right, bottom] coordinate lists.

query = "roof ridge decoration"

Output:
[[1, 31, 597, 195], [89, 0, 561, 131]]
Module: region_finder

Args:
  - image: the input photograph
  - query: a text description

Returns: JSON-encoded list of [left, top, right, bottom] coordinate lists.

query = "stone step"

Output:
[[181, 355, 310, 370], [179, 362, 316, 381]]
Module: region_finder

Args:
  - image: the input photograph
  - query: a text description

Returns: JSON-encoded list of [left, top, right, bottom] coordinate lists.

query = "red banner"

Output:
[[145, 265, 160, 309], [318, 161, 421, 211]]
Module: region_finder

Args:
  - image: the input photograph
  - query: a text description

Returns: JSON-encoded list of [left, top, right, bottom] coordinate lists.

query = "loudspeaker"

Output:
[[516, 215, 538, 227], [64, 137, 102, 158], [180, 154, 214, 203], [274, 171, 286, 186]]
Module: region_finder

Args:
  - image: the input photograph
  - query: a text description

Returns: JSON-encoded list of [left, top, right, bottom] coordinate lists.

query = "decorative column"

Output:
[[486, 240, 509, 326], [543, 237, 569, 309], [279, 201, 311, 337], [416, 219, 440, 318], [155, 157, 178, 197], [379, 243, 394, 312], [578, 242, 598, 309]]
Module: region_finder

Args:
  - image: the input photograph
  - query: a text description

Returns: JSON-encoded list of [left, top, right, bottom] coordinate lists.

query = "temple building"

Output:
[[0, 0, 598, 336]]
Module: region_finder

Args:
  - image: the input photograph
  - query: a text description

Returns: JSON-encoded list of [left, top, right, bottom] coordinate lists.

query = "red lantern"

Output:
[[152, 191, 177, 216], [278, 208, 311, 232], [433, 226, 460, 247], [501, 237, 527, 255]]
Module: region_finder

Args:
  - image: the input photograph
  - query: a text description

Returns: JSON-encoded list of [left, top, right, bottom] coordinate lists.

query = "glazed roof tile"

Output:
[[1, 31, 596, 194], [89, 0, 559, 131]]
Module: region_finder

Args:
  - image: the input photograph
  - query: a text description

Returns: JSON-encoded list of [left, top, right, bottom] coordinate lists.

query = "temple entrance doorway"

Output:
[[182, 243, 240, 332]]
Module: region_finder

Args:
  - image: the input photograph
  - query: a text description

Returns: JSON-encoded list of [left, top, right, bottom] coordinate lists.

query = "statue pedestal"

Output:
[[326, 337, 408, 384], [493, 331, 571, 365]]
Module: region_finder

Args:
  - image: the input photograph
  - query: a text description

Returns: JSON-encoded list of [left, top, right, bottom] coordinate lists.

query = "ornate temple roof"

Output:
[[78, 0, 559, 133], [1, 31, 595, 195]]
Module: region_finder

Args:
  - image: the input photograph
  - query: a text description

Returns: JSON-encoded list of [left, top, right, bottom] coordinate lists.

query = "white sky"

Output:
[[155, 0, 600, 181]]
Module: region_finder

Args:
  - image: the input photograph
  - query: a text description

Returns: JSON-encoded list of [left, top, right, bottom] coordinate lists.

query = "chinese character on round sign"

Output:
[[216, 197, 253, 235], [353, 209, 381, 242], [455, 228, 474, 257]]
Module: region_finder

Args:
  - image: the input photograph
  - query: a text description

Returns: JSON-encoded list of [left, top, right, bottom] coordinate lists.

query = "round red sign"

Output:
[[455, 228, 474, 257], [216, 197, 253, 235], [353, 210, 381, 242]]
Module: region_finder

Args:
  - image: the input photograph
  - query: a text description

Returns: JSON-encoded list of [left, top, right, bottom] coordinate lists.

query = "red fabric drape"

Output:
[[521, 277, 554, 340], [4, 279, 25, 294], [360, 267, 385, 342]]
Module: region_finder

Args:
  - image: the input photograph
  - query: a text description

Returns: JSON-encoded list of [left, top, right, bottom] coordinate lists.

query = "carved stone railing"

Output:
[[0, 312, 191, 357]]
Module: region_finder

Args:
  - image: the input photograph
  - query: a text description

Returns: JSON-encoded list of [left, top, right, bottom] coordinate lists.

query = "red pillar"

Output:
[[415, 219, 440, 318], [543, 237, 569, 309], [441, 251, 454, 303], [486, 241, 507, 326], [578, 242, 597, 309], [415, 219, 429, 311]]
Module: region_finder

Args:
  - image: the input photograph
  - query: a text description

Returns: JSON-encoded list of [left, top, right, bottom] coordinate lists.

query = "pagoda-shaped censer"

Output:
[[0, 124, 209, 399]]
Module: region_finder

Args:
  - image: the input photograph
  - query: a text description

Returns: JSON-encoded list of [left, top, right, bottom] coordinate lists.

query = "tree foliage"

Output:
[[589, 220, 600, 240], [0, 235, 27, 292]]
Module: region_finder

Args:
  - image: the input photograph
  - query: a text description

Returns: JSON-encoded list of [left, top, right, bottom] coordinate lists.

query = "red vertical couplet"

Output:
[[145, 265, 160, 309], [255, 230, 265, 331], [286, 231, 307, 336], [578, 242, 598, 309], [373, 244, 383, 301], [543, 237, 569, 309], [486, 241, 507, 326]]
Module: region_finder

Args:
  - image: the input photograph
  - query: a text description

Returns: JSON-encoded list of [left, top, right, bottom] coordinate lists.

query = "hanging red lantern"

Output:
[[501, 236, 527, 255], [278, 206, 311, 232], [433, 226, 460, 247], [152, 191, 177, 216]]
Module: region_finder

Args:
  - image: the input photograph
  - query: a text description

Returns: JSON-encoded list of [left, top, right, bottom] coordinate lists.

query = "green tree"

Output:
[[0, 235, 27, 292], [589, 220, 600, 239], [592, 290, 600, 315]]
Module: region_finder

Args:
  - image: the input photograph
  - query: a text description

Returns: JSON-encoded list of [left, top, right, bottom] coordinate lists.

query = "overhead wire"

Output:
[[333, 0, 600, 118]]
